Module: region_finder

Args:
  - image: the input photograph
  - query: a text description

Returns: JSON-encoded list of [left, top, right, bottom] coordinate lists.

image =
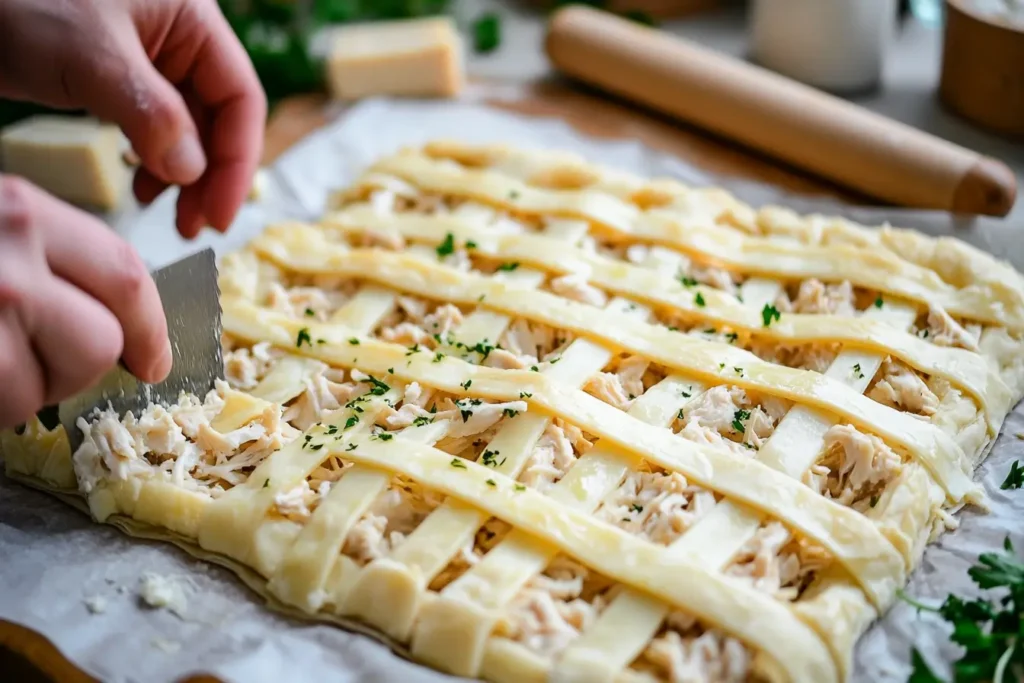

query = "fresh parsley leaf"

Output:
[[436, 232, 455, 257], [731, 408, 750, 433], [761, 304, 781, 327], [497, 261, 520, 271], [694, 292, 706, 307], [348, 337, 359, 345], [304, 307, 315, 317], [875, 295, 884, 308], [1000, 460, 1023, 490], [680, 276, 698, 288], [908, 648, 944, 683], [473, 13, 501, 53], [486, 478, 497, 487], [296, 327, 312, 347], [450, 457, 467, 469]]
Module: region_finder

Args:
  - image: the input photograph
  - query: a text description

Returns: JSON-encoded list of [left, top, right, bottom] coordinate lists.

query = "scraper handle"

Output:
[[545, 5, 1017, 217]]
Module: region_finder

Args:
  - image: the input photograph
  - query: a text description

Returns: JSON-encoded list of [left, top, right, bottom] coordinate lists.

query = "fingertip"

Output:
[[163, 134, 207, 185], [133, 169, 168, 206], [146, 338, 173, 385]]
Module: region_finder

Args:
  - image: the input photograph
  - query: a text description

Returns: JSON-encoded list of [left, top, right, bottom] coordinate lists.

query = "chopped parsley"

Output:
[[869, 495, 879, 508], [406, 343, 420, 356], [433, 351, 445, 363], [874, 295, 884, 308], [345, 443, 357, 451], [348, 337, 360, 345], [296, 327, 313, 348], [731, 408, 750, 433], [515, 484, 526, 492], [436, 232, 455, 257], [502, 408, 520, 418], [263, 478, 270, 488], [412, 416, 434, 427], [694, 292, 706, 307], [460, 379, 473, 390], [761, 304, 781, 327], [450, 457, 467, 469], [465, 240, 477, 249], [374, 432, 394, 441], [485, 478, 497, 487], [304, 307, 315, 317], [1001, 460, 1023, 490], [734, 366, 744, 376], [852, 363, 865, 379], [530, 365, 539, 372], [344, 416, 359, 430], [365, 376, 390, 396], [508, 189, 520, 200], [680, 276, 698, 288], [519, 391, 532, 399], [497, 261, 520, 271], [310, 443, 323, 451], [629, 504, 643, 513], [481, 450, 505, 467], [724, 332, 739, 343], [681, 390, 691, 398]]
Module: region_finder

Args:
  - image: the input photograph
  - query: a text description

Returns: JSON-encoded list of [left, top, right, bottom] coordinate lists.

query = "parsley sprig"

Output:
[[901, 537, 1024, 683]]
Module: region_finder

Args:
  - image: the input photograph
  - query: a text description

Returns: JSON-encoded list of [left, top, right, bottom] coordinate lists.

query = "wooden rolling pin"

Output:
[[545, 5, 1018, 217]]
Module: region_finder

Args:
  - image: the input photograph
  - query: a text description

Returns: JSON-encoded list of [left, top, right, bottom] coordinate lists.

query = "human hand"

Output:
[[0, 176, 170, 429], [0, 0, 266, 238]]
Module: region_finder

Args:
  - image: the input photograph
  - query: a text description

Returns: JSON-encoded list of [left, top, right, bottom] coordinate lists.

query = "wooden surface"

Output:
[[0, 78, 854, 683]]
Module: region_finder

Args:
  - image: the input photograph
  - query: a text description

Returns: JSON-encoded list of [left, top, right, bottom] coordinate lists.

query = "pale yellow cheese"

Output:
[[326, 17, 464, 100], [0, 116, 127, 211]]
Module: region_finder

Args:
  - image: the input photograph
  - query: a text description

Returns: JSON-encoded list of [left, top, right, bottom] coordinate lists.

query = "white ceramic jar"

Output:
[[748, 0, 898, 93]]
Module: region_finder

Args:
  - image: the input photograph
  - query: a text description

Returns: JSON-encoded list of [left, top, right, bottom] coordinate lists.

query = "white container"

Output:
[[749, 0, 897, 93]]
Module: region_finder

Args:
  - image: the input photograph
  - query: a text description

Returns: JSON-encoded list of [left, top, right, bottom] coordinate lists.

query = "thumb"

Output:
[[72, 37, 207, 186]]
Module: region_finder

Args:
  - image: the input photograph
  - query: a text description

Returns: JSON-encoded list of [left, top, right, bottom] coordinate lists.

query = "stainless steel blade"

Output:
[[58, 248, 224, 453]]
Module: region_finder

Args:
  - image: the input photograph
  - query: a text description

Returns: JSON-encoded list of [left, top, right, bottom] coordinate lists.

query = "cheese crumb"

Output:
[[138, 573, 188, 617], [82, 595, 107, 614]]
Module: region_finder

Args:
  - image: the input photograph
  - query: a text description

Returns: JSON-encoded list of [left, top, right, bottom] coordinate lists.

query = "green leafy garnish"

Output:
[[1001, 460, 1023, 490], [694, 292, 706, 307], [473, 13, 501, 53], [296, 327, 312, 347], [761, 304, 781, 327], [900, 537, 1024, 683], [436, 232, 455, 257], [497, 261, 520, 271]]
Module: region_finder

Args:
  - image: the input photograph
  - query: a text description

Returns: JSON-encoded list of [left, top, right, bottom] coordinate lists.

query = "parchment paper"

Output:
[[1, 96, 1022, 683]]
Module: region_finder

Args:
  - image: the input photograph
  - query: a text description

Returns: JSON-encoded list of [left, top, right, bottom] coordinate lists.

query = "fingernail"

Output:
[[163, 135, 206, 183], [149, 340, 173, 384]]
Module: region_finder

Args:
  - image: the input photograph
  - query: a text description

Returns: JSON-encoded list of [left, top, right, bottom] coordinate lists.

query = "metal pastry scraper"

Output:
[[57, 248, 224, 453]]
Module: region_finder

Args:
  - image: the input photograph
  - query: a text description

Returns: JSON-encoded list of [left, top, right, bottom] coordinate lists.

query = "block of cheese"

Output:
[[0, 116, 127, 211], [326, 17, 464, 100]]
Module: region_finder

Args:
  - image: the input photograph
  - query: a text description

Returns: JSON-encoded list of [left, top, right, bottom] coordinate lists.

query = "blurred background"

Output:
[[2, 0, 1023, 221]]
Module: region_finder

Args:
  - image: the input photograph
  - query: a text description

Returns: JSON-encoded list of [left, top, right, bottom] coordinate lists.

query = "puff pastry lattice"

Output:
[[6, 142, 1024, 683]]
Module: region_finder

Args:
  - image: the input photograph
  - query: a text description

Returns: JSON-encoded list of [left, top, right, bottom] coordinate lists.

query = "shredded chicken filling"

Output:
[[632, 610, 752, 683]]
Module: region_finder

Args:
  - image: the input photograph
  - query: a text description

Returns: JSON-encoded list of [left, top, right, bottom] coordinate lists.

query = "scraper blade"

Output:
[[58, 248, 224, 453]]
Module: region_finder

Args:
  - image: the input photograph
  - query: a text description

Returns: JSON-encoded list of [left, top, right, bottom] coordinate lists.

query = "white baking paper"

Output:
[[2, 96, 1022, 683]]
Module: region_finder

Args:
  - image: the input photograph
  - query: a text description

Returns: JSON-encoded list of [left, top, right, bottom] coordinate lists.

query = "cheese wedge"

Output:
[[0, 115, 127, 211], [326, 17, 464, 100]]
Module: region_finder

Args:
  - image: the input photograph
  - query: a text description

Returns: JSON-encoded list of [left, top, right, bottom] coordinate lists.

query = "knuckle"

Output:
[[0, 175, 36, 237], [110, 242, 150, 299]]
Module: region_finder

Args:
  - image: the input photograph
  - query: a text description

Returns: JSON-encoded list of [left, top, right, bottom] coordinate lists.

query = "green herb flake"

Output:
[[348, 337, 360, 345], [629, 504, 643, 513], [460, 379, 473, 390], [436, 232, 456, 257], [450, 458, 467, 469], [486, 478, 497, 487], [263, 478, 270, 488], [345, 443, 357, 451], [1000, 460, 1024, 490], [296, 327, 312, 348], [465, 240, 477, 249], [874, 295, 884, 308], [519, 391, 532, 399], [731, 409, 750, 434], [304, 307, 315, 317], [497, 261, 520, 272], [515, 484, 526, 492], [761, 304, 781, 328], [694, 292, 706, 307], [679, 276, 698, 288], [473, 13, 501, 54]]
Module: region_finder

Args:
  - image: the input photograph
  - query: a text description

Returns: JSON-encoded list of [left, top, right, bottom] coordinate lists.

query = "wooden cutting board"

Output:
[[0, 77, 856, 683]]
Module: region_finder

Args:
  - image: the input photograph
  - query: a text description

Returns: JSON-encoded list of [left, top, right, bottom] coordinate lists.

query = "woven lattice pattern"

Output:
[[6, 141, 1024, 683]]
